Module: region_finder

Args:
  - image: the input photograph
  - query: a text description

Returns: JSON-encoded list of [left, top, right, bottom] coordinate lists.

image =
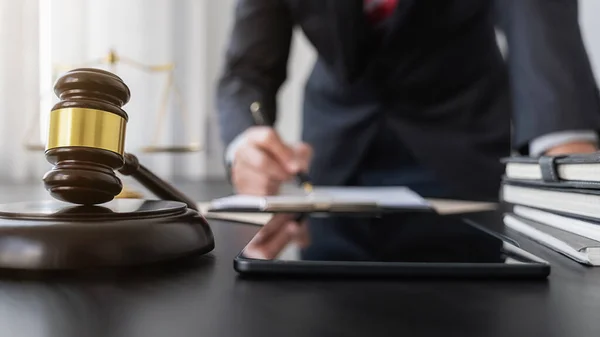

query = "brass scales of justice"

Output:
[[22, 49, 203, 199]]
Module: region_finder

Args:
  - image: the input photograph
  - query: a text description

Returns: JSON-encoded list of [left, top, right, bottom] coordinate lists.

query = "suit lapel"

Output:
[[325, 0, 417, 81], [328, 0, 372, 82], [381, 0, 417, 46]]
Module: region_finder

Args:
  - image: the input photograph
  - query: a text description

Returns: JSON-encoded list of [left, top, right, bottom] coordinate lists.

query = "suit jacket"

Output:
[[215, 0, 600, 200]]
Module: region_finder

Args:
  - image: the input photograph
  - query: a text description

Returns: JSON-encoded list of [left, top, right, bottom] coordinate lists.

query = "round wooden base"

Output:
[[0, 199, 214, 270]]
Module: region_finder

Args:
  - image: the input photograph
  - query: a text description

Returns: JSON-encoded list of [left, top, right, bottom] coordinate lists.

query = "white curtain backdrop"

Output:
[[581, 0, 600, 85], [0, 0, 46, 183], [44, 0, 314, 181], [0, 0, 316, 183], [47, 0, 211, 180]]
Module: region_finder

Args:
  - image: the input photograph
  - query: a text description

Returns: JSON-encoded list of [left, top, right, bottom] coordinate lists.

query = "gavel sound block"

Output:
[[0, 68, 214, 270]]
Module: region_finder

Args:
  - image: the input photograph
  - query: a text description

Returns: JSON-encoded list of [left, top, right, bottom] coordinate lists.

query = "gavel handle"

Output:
[[118, 153, 199, 211]]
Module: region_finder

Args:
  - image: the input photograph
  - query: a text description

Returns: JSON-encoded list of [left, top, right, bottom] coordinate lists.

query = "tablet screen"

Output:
[[235, 211, 549, 274]]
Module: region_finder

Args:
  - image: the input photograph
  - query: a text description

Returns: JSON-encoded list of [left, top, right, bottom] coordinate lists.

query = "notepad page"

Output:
[[209, 186, 431, 210], [210, 194, 333, 209], [310, 186, 431, 208]]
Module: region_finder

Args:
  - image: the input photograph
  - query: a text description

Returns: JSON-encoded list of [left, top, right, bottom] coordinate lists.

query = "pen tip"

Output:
[[302, 183, 313, 193]]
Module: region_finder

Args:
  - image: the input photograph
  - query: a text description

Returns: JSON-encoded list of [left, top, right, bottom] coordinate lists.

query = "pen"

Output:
[[250, 101, 314, 193]]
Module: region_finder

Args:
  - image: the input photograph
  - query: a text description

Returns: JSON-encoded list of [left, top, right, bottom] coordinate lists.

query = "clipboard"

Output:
[[206, 186, 434, 214]]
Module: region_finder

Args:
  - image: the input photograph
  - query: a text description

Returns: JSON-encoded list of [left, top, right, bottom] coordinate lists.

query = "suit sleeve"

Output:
[[215, 0, 294, 148], [495, 0, 600, 154]]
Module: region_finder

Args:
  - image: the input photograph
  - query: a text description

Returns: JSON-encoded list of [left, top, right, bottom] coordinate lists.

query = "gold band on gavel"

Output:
[[46, 108, 127, 155]]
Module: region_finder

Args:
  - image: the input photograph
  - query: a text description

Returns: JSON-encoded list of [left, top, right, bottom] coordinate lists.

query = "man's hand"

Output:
[[231, 126, 313, 195], [544, 141, 598, 156]]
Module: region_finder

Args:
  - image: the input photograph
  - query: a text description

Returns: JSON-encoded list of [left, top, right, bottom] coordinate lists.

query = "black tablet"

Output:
[[234, 211, 550, 279]]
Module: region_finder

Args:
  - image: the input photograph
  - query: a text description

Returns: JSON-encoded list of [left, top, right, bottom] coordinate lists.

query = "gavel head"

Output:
[[42, 68, 131, 205]]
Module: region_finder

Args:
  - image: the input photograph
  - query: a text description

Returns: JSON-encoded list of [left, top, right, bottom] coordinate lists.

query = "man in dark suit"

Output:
[[216, 0, 600, 259], [216, 0, 600, 200]]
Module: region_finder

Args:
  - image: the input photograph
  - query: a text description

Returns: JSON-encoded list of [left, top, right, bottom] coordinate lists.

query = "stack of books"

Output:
[[500, 153, 600, 266]]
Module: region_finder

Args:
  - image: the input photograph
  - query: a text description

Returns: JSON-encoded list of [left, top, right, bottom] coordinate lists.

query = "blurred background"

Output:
[[0, 0, 599, 185]]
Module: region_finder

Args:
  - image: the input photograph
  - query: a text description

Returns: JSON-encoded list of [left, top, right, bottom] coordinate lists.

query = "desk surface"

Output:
[[1, 181, 599, 337]]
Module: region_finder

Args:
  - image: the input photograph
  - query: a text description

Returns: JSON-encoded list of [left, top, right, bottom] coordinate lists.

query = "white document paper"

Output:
[[208, 186, 432, 211]]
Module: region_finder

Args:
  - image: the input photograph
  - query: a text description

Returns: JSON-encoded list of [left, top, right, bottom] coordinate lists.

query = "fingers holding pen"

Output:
[[246, 127, 300, 174]]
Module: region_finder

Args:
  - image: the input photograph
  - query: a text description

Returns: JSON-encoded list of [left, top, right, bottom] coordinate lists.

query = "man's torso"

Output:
[[283, 0, 511, 200]]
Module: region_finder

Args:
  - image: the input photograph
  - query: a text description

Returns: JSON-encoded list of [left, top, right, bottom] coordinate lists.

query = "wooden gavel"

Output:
[[42, 68, 198, 211]]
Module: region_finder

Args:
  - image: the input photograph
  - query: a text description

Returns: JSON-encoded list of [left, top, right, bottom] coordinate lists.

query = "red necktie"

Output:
[[364, 0, 398, 24]]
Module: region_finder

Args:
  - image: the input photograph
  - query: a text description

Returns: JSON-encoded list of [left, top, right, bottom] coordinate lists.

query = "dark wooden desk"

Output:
[[0, 182, 599, 337]]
